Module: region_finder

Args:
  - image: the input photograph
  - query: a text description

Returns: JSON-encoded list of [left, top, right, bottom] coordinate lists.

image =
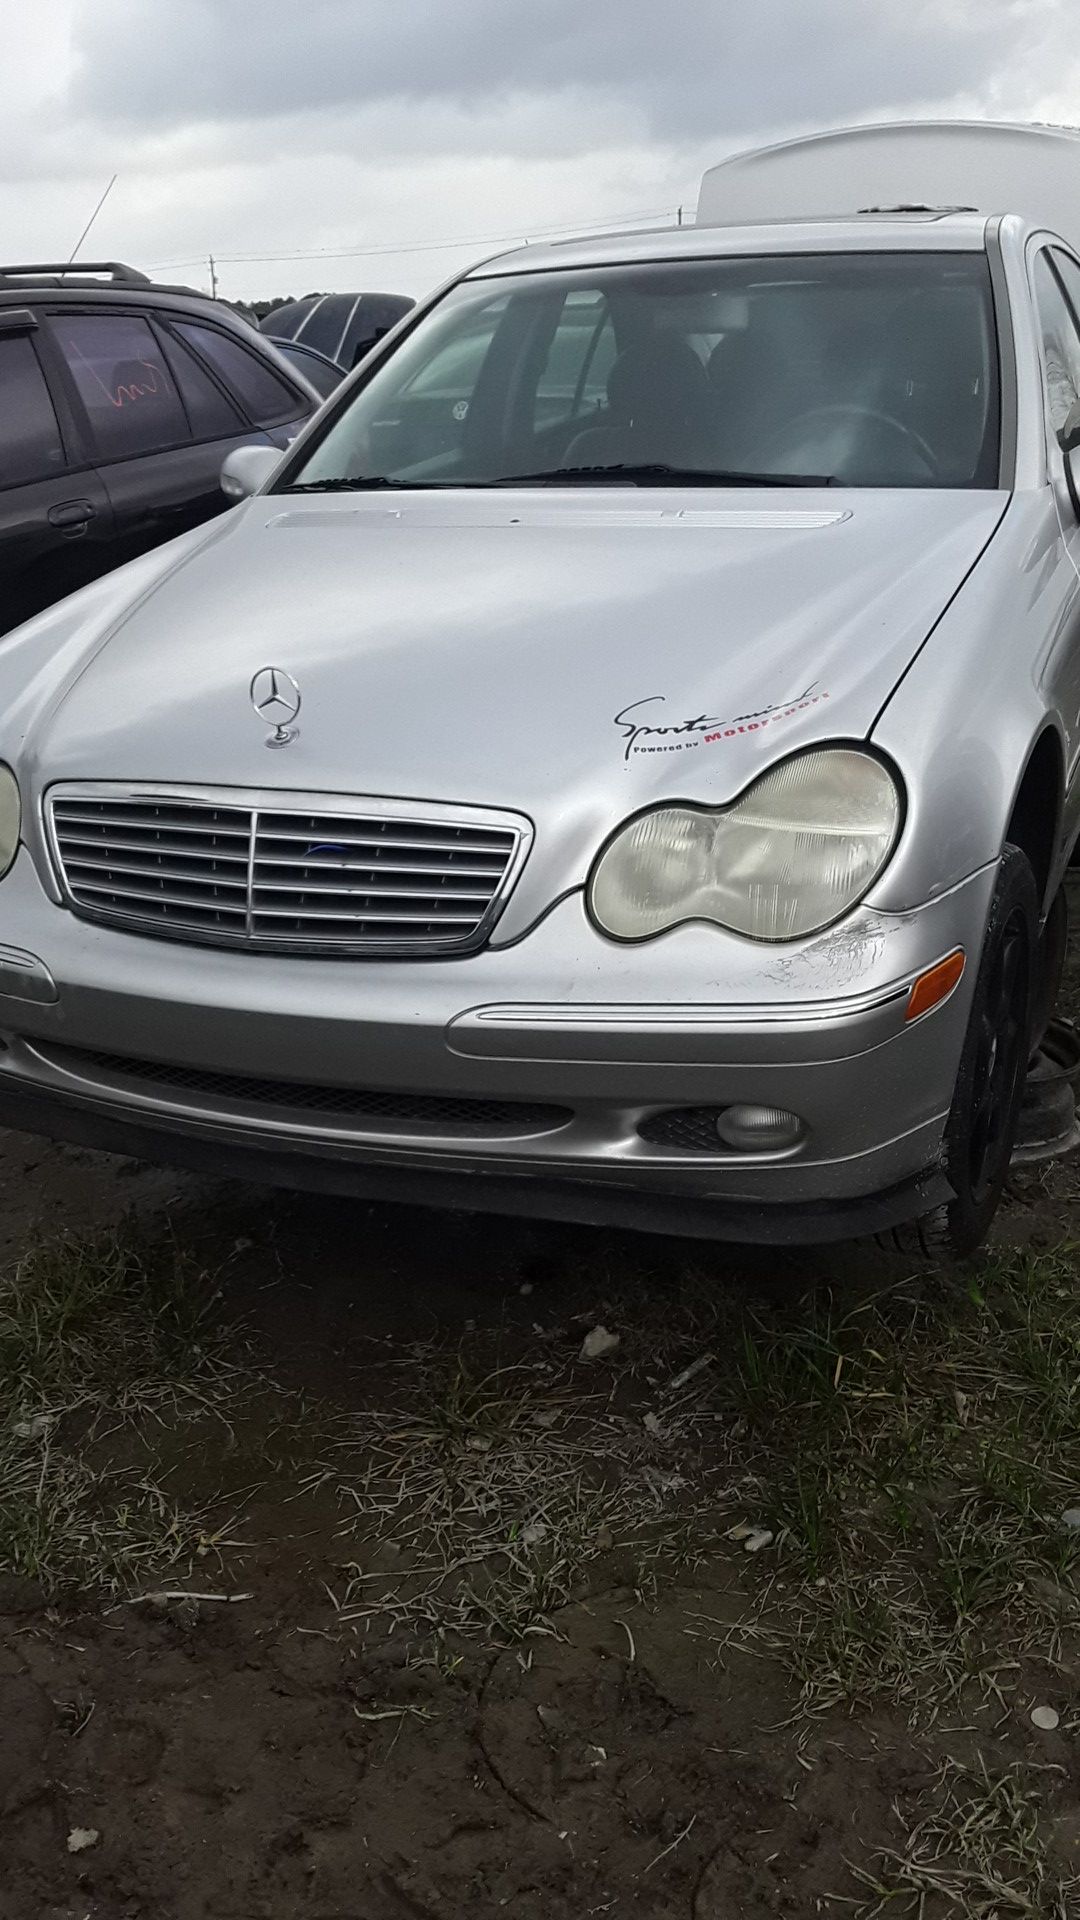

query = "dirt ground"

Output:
[[2, 997, 1079, 1915]]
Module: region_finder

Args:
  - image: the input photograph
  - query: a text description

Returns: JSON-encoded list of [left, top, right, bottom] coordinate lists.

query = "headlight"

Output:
[[0, 765, 20, 881], [589, 748, 901, 942]]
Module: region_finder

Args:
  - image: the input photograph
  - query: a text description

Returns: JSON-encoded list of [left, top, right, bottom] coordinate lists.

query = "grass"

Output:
[[3, 1188, 1080, 1903], [305, 1237, 1080, 1716], [0, 1225, 243, 1594], [0, 1440, 230, 1593], [326, 1345, 729, 1641], [0, 1223, 234, 1419], [853, 1756, 1079, 1917], [714, 1248, 1080, 1722]]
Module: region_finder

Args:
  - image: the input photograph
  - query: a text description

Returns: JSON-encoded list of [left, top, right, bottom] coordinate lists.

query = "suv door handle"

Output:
[[48, 500, 96, 534]]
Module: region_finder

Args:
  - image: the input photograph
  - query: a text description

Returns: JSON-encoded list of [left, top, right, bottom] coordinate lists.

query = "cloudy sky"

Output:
[[2, 0, 1078, 303]]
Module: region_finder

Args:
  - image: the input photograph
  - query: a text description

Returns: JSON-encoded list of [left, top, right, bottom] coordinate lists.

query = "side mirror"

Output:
[[220, 444, 282, 501]]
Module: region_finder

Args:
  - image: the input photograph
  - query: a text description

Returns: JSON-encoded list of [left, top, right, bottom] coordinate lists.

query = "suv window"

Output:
[[158, 326, 244, 440], [1033, 252, 1080, 449], [174, 322, 302, 426], [53, 313, 190, 461], [0, 333, 65, 488]]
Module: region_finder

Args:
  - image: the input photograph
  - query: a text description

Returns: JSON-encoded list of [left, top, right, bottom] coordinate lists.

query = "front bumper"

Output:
[[0, 847, 997, 1240]]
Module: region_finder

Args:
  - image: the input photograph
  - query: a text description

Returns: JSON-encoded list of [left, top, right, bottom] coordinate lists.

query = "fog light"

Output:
[[715, 1104, 804, 1151]]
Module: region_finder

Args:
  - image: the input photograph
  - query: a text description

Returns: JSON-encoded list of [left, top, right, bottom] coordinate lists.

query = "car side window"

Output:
[[402, 310, 503, 402], [532, 295, 616, 432], [158, 326, 244, 441], [173, 322, 305, 427], [364, 298, 507, 473], [274, 341, 341, 400], [0, 333, 66, 488], [52, 313, 190, 462], [1032, 252, 1080, 451]]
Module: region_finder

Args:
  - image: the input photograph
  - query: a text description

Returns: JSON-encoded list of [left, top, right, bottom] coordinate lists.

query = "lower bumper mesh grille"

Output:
[[638, 1108, 728, 1152], [40, 1044, 573, 1141]]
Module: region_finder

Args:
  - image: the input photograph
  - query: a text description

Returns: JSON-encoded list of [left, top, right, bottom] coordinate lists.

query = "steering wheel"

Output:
[[760, 403, 940, 481]]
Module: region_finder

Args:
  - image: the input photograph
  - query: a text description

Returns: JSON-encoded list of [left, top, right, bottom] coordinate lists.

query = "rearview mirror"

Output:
[[220, 444, 282, 501]]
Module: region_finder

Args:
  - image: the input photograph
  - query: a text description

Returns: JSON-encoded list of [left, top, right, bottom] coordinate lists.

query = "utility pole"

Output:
[[208, 254, 218, 299]]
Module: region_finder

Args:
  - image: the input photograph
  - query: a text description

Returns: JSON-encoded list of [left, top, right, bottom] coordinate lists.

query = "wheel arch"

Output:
[[1004, 725, 1065, 916]]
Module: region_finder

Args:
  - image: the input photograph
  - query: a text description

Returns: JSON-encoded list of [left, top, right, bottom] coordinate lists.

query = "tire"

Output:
[[1031, 882, 1068, 1052], [885, 843, 1038, 1260]]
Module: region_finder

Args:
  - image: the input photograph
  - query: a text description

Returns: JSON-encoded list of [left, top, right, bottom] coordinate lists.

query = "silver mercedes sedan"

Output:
[[2, 207, 1079, 1254]]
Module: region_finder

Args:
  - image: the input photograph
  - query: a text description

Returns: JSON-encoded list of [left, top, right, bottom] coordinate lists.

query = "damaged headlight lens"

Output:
[[589, 748, 902, 942], [0, 765, 20, 881]]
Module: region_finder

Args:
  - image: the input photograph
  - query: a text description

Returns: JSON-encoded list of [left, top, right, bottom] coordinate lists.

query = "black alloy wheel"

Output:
[[885, 843, 1038, 1260]]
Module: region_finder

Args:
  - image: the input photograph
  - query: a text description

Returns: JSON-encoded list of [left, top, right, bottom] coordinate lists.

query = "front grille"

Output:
[[47, 789, 525, 955], [639, 1108, 728, 1152], [42, 1043, 572, 1140]]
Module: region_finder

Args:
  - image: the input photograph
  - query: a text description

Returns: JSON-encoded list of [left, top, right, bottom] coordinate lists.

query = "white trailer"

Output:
[[697, 120, 1080, 253]]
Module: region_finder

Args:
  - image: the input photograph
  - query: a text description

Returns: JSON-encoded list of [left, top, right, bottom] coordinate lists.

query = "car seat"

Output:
[[563, 337, 711, 469]]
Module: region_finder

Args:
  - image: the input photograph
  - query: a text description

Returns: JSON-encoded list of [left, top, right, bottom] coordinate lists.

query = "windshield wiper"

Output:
[[486, 462, 834, 487], [281, 463, 837, 494], [280, 476, 429, 492]]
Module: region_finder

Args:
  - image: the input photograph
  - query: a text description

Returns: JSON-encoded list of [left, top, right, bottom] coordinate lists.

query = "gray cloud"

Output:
[[4, 0, 1074, 305], [72, 0, 1046, 144]]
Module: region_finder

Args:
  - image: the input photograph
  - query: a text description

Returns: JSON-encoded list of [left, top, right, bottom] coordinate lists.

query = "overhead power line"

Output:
[[146, 205, 678, 275]]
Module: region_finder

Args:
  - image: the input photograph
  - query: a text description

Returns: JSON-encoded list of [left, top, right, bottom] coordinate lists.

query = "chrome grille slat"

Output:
[[65, 856, 252, 886], [52, 810, 251, 838], [255, 830, 514, 855], [61, 834, 251, 864], [254, 855, 505, 878], [48, 787, 526, 955], [72, 878, 249, 912], [252, 904, 479, 924], [252, 878, 496, 900]]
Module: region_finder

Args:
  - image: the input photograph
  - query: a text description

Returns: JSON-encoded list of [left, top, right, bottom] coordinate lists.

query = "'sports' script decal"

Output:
[[614, 685, 829, 763]]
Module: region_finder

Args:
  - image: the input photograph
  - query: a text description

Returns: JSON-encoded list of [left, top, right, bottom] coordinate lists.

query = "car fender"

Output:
[[868, 489, 1075, 916]]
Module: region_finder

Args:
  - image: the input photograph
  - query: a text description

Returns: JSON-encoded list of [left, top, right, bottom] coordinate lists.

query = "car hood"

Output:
[[18, 487, 1006, 911]]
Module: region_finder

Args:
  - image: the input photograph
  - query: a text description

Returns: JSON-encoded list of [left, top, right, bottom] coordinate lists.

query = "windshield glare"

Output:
[[285, 252, 1000, 492]]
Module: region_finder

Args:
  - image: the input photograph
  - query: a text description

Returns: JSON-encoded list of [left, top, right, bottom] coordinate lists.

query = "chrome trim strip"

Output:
[[245, 806, 257, 941], [458, 982, 913, 1032]]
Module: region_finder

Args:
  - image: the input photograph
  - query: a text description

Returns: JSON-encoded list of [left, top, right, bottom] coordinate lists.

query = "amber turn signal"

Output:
[[906, 949, 965, 1023]]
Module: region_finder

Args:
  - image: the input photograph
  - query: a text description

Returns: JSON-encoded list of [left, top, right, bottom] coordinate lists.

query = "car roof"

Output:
[[264, 291, 414, 364], [465, 210, 993, 278], [0, 261, 228, 313]]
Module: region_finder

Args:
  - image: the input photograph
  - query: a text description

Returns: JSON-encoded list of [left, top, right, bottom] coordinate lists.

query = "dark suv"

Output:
[[1, 261, 320, 634]]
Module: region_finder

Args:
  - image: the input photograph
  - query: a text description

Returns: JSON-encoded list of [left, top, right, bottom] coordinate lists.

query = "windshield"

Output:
[[282, 252, 1000, 492]]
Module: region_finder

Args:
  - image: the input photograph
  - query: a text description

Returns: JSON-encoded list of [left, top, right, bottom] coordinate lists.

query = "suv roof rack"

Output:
[[855, 203, 978, 215], [0, 261, 153, 286]]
